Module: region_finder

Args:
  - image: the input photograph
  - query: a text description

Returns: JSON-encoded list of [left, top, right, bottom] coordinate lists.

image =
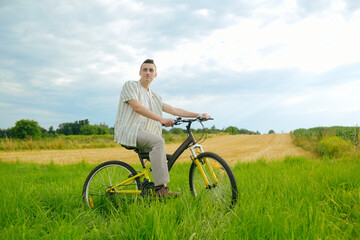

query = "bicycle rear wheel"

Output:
[[189, 152, 238, 208], [82, 161, 141, 209]]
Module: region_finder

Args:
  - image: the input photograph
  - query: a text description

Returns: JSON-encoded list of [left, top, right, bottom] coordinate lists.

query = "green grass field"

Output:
[[1, 157, 359, 239]]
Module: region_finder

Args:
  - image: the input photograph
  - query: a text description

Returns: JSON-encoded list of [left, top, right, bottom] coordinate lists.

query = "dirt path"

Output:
[[199, 133, 314, 165], [0, 134, 314, 166]]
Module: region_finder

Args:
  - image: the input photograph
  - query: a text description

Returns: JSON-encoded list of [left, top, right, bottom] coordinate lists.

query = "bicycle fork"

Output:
[[190, 144, 219, 188]]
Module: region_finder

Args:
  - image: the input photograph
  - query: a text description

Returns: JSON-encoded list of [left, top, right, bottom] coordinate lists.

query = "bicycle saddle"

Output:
[[121, 145, 138, 150]]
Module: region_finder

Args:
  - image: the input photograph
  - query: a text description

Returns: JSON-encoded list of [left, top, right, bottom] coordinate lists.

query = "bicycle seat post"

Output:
[[121, 145, 149, 169], [135, 149, 150, 169]]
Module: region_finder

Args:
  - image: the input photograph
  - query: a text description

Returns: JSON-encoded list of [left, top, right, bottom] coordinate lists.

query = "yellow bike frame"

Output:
[[106, 169, 152, 194], [106, 143, 220, 196]]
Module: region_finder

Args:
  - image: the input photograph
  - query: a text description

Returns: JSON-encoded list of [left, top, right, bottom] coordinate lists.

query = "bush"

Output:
[[80, 125, 110, 135], [317, 136, 353, 159], [11, 119, 42, 140], [169, 128, 185, 135], [224, 126, 240, 135], [80, 125, 98, 135]]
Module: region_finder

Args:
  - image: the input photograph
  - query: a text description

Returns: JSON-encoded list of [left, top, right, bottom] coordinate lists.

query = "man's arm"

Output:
[[162, 103, 211, 119], [128, 100, 174, 127]]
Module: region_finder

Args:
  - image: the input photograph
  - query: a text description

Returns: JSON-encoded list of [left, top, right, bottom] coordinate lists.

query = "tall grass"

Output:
[[0, 133, 216, 151], [0, 135, 120, 151], [292, 126, 360, 159], [1, 157, 359, 239], [293, 126, 360, 145]]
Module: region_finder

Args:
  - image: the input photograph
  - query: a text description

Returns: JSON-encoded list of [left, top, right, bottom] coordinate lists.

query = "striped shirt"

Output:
[[114, 80, 164, 146]]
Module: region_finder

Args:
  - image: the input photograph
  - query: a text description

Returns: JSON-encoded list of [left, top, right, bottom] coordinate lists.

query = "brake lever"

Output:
[[197, 116, 214, 122], [173, 117, 182, 125]]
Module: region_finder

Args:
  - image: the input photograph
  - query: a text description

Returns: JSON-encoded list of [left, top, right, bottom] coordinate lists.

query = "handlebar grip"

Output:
[[162, 117, 213, 126], [198, 116, 214, 121]]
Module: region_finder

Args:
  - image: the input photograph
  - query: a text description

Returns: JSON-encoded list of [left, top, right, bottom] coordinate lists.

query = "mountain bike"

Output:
[[82, 117, 238, 209]]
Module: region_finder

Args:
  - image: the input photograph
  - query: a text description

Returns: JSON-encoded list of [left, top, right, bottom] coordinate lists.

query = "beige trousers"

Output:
[[136, 128, 170, 186]]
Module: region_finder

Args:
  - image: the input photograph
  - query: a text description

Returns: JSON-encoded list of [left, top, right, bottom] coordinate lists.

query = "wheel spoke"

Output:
[[83, 161, 141, 209], [189, 152, 238, 209]]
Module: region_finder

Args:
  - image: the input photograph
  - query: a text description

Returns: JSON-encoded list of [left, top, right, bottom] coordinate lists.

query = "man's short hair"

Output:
[[141, 59, 156, 71]]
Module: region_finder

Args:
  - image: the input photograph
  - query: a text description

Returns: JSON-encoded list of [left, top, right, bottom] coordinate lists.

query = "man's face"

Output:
[[139, 63, 157, 85]]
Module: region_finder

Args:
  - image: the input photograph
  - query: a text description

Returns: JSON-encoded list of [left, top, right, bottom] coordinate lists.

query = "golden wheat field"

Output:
[[0, 134, 314, 166]]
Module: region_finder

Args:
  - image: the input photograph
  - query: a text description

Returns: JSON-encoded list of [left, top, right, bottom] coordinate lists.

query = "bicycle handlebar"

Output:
[[173, 117, 214, 125], [161, 117, 213, 127]]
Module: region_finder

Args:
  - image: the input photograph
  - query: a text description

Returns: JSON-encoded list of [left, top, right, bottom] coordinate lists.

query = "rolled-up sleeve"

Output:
[[120, 81, 138, 103]]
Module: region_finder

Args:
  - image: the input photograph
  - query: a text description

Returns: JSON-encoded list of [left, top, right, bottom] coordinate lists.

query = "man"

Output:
[[114, 59, 210, 197]]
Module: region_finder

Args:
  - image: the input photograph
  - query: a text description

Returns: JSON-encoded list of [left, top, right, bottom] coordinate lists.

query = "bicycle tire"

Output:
[[189, 152, 238, 208], [82, 160, 141, 209]]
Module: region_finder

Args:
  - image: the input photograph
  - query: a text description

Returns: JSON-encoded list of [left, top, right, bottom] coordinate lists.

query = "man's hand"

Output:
[[160, 118, 174, 127], [199, 113, 212, 119]]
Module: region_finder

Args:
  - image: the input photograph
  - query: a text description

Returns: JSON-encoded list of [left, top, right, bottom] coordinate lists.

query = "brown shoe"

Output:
[[154, 186, 179, 198]]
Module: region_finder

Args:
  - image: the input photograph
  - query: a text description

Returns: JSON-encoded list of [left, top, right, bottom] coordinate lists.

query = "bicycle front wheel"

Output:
[[82, 161, 141, 209], [189, 152, 238, 208]]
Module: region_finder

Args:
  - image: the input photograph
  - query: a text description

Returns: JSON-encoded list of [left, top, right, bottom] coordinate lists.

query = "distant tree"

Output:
[[97, 123, 110, 135], [80, 124, 110, 135], [224, 126, 240, 135], [72, 120, 89, 135], [57, 119, 90, 135], [80, 125, 98, 135], [208, 125, 222, 134], [268, 129, 275, 134], [41, 126, 58, 138], [239, 128, 252, 134], [169, 128, 185, 135], [48, 126, 55, 134], [79, 119, 90, 126], [223, 126, 261, 135], [40, 127, 47, 134], [97, 125, 110, 135], [57, 122, 73, 135], [11, 119, 42, 139], [0, 128, 12, 138]]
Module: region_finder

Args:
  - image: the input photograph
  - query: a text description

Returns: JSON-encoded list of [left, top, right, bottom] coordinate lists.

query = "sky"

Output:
[[1, 0, 360, 134]]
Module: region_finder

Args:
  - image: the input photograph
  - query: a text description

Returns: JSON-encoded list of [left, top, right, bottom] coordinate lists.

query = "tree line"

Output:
[[163, 125, 261, 135], [0, 119, 267, 140], [0, 119, 113, 139]]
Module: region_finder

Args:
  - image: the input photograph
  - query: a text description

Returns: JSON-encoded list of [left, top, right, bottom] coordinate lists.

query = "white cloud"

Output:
[[156, 2, 360, 74], [54, 78, 73, 86], [194, 9, 211, 17], [98, 0, 172, 16], [280, 79, 360, 115], [0, 102, 12, 108], [283, 95, 311, 106], [330, 0, 347, 11], [0, 69, 15, 81], [98, 0, 144, 13], [0, 81, 25, 95]]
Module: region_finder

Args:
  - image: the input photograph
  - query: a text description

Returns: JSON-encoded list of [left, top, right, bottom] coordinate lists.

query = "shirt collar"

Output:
[[138, 80, 152, 97]]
